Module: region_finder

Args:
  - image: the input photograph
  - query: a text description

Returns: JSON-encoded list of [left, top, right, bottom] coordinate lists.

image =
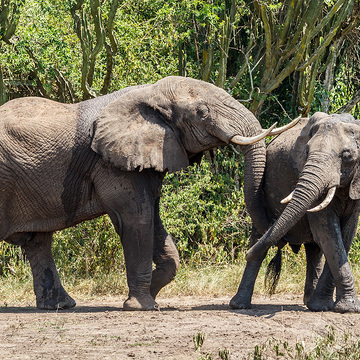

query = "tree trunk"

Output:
[[337, 89, 360, 114]]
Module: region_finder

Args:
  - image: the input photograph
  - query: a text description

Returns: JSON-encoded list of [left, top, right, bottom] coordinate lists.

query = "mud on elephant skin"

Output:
[[0, 76, 297, 311], [231, 112, 360, 313]]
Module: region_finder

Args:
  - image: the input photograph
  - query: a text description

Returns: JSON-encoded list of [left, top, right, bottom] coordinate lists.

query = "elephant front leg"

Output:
[[333, 211, 360, 313], [306, 261, 335, 311], [22, 232, 76, 310], [307, 211, 360, 313], [230, 229, 266, 309], [150, 198, 180, 299], [116, 210, 158, 311]]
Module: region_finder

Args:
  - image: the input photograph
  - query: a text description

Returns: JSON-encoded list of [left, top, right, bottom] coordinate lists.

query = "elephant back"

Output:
[[0, 97, 78, 155], [76, 84, 150, 138]]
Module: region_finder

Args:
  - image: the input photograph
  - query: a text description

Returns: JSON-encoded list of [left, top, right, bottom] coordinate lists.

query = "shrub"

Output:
[[161, 149, 251, 264]]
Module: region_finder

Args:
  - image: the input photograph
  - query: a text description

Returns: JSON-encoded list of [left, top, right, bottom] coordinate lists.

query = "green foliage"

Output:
[[1, 0, 359, 121], [161, 150, 251, 264], [52, 216, 124, 278], [0, 0, 182, 101], [194, 332, 207, 352], [0, 241, 28, 278], [0, 216, 124, 281], [349, 223, 360, 265]]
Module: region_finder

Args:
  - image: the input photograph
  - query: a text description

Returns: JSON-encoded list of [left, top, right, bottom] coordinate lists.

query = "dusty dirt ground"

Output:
[[1, 294, 360, 359]]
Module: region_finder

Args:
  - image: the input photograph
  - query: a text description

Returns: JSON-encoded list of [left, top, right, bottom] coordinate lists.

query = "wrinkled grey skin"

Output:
[[231, 112, 360, 313], [0, 76, 270, 311]]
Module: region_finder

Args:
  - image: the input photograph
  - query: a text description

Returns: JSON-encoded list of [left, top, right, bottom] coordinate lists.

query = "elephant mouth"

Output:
[[281, 186, 337, 212]]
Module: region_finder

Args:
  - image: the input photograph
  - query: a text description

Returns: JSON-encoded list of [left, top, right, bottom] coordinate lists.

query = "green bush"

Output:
[[0, 242, 28, 278], [161, 149, 251, 264], [0, 216, 124, 280], [52, 216, 124, 279]]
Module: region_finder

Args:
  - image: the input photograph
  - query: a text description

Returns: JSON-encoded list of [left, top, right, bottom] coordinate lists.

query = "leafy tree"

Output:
[[0, 0, 24, 104], [69, 0, 121, 99], [173, 1, 360, 120]]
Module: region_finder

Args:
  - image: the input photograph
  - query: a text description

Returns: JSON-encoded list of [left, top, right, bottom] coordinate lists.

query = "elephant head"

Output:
[[246, 111, 360, 262], [91, 76, 295, 233]]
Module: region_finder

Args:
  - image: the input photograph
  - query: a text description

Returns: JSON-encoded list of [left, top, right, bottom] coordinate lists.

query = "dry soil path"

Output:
[[1, 295, 359, 359]]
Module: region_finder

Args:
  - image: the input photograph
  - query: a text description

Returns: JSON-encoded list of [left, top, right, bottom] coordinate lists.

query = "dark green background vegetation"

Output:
[[0, 0, 360, 281]]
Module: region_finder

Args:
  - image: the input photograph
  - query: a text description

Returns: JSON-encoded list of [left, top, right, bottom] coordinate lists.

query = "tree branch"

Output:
[[336, 89, 360, 113]]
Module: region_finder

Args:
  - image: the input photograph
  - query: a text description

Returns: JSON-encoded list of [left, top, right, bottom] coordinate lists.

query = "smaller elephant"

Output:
[[231, 112, 360, 313]]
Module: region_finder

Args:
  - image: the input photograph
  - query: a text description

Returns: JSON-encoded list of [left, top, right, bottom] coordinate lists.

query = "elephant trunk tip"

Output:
[[245, 230, 275, 262]]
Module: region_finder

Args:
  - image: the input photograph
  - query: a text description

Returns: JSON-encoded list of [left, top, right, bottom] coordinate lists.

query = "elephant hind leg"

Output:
[[150, 198, 180, 299], [22, 232, 76, 310], [150, 233, 179, 299], [307, 212, 360, 313]]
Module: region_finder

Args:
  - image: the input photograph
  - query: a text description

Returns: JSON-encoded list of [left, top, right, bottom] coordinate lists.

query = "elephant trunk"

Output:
[[246, 154, 333, 262], [241, 141, 269, 234], [212, 94, 298, 236]]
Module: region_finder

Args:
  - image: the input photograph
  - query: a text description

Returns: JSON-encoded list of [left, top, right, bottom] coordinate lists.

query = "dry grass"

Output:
[[3, 245, 360, 308], [0, 250, 310, 307]]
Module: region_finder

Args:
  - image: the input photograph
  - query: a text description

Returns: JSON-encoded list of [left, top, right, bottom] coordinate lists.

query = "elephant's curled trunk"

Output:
[[246, 157, 331, 262]]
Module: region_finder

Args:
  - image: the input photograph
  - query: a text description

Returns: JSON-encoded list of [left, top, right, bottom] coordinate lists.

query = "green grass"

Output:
[[192, 327, 360, 360], [249, 326, 360, 359]]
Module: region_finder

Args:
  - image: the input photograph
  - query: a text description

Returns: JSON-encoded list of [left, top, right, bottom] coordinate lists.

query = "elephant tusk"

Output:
[[231, 122, 277, 145], [268, 116, 303, 136], [280, 190, 295, 204], [307, 187, 336, 213]]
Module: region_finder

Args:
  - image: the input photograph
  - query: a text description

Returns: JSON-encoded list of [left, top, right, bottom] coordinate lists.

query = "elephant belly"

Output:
[[283, 217, 313, 245], [0, 173, 104, 240]]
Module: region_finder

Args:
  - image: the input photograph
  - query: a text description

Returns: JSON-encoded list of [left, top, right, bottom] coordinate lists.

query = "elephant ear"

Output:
[[350, 168, 360, 200], [90, 85, 189, 173], [349, 121, 360, 200]]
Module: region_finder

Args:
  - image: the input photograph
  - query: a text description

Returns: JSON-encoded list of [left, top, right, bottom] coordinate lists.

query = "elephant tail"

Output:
[[264, 246, 283, 295]]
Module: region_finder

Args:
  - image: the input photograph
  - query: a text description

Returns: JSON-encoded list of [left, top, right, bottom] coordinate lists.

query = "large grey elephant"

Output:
[[232, 112, 360, 313], [0, 76, 294, 311]]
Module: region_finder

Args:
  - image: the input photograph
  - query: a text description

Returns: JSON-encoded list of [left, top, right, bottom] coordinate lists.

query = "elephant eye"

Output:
[[196, 104, 210, 119], [342, 150, 354, 163]]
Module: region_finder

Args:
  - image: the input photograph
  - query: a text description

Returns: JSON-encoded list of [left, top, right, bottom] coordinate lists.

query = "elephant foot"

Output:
[[303, 290, 317, 306], [229, 293, 252, 310], [306, 295, 334, 312], [123, 295, 159, 311], [36, 289, 76, 310], [333, 296, 360, 313]]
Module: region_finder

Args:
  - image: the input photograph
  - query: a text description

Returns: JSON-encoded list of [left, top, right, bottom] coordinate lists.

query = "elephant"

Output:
[[231, 112, 360, 313], [0, 76, 296, 311]]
